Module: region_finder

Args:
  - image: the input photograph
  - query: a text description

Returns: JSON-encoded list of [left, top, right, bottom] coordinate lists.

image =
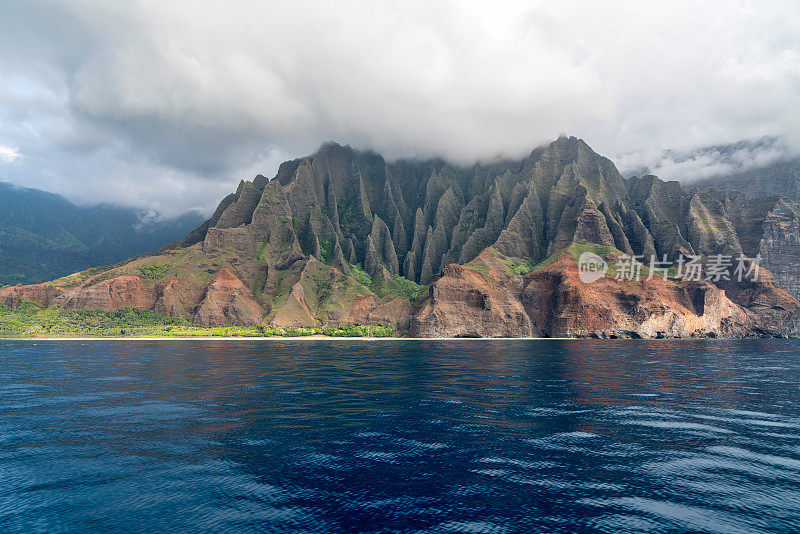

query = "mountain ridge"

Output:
[[694, 156, 800, 203], [0, 182, 205, 286], [3, 137, 800, 338]]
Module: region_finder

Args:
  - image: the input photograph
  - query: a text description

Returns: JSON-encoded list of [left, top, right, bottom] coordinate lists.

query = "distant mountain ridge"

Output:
[[695, 156, 800, 203], [3, 137, 800, 338], [0, 182, 204, 286]]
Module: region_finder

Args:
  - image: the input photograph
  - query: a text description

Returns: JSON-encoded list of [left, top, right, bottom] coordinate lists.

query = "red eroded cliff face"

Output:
[[152, 279, 194, 318], [347, 295, 413, 330], [0, 259, 415, 330], [62, 275, 154, 311], [412, 262, 533, 338], [0, 284, 62, 309], [411, 251, 800, 339], [520, 254, 749, 338], [0, 268, 267, 327], [193, 268, 264, 327]]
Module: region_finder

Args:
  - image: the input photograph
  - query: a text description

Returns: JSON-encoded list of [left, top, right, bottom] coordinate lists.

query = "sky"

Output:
[[0, 0, 799, 217]]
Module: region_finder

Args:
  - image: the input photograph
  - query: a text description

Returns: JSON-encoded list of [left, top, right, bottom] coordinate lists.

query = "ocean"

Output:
[[1, 339, 799, 533]]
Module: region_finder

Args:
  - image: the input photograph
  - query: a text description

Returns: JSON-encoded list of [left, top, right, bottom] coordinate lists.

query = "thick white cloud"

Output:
[[0, 0, 798, 215]]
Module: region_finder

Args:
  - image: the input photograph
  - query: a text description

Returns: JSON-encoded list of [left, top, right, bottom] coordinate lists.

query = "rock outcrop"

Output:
[[347, 295, 413, 330], [412, 259, 533, 338], [758, 199, 800, 299], [0, 283, 62, 309], [520, 254, 750, 339], [63, 276, 153, 311], [411, 248, 798, 339], [193, 268, 263, 327]]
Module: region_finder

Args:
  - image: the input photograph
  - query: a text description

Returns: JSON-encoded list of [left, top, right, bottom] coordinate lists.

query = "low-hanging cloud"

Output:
[[1, 0, 799, 215]]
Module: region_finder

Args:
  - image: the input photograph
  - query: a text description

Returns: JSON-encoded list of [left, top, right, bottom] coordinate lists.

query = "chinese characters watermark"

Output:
[[578, 252, 761, 284]]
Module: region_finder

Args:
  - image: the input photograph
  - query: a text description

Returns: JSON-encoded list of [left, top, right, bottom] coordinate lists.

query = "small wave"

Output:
[[708, 446, 800, 470], [627, 420, 734, 434]]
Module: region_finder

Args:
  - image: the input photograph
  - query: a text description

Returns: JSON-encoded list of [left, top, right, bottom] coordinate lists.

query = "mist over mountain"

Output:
[[694, 156, 800, 203], [1, 1, 798, 215], [0, 182, 204, 285]]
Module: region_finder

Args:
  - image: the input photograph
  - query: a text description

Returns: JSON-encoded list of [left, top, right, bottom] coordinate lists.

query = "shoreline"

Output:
[[1, 336, 562, 341], [0, 335, 576, 341], [0, 335, 754, 342]]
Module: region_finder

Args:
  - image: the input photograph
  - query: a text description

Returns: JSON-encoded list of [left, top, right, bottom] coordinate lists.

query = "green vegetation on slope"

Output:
[[464, 256, 491, 281], [138, 262, 172, 279], [0, 302, 397, 338], [347, 263, 426, 306], [376, 274, 427, 306], [496, 255, 535, 276], [348, 263, 373, 287], [485, 247, 536, 275]]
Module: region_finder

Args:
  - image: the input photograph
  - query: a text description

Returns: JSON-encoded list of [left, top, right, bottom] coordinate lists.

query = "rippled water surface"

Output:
[[1, 339, 800, 533]]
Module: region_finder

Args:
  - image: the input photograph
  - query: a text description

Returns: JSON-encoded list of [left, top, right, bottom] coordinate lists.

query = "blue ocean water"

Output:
[[0, 339, 799, 533]]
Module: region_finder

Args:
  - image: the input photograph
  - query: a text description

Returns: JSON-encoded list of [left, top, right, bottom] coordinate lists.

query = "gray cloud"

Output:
[[1, 0, 799, 215]]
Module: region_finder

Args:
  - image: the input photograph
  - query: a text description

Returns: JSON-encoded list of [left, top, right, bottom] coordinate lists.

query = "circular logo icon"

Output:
[[578, 251, 608, 283]]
